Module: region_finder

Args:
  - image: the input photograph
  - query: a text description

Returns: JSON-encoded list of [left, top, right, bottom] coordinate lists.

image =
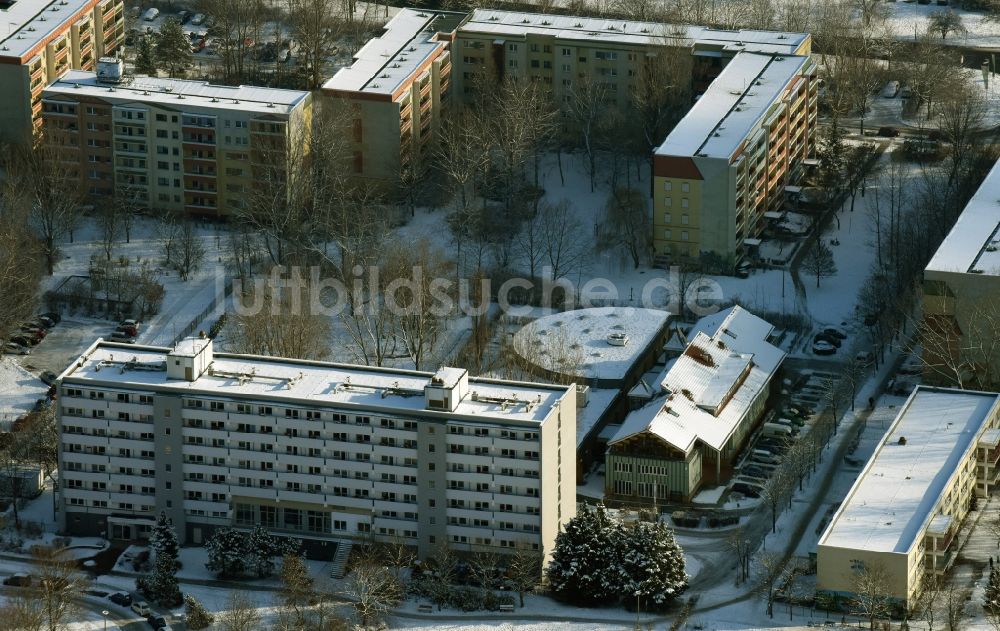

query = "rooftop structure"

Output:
[[610, 305, 784, 454], [925, 158, 1000, 276], [45, 70, 310, 115], [656, 52, 810, 160], [511, 307, 671, 387], [0, 0, 98, 60], [64, 341, 565, 423], [458, 9, 808, 55], [323, 9, 463, 98], [819, 388, 999, 553]]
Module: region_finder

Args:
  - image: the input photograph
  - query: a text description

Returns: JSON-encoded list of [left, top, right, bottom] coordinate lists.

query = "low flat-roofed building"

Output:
[[41, 67, 312, 214], [923, 159, 1000, 389], [817, 387, 1000, 608], [0, 0, 124, 143], [56, 336, 575, 560], [605, 306, 784, 503], [653, 52, 817, 266]]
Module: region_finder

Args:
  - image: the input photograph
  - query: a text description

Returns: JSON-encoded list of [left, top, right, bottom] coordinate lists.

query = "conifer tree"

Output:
[[135, 35, 157, 76]]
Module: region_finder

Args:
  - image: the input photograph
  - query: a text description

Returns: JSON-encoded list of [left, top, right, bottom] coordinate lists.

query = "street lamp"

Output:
[[102, 609, 109, 631]]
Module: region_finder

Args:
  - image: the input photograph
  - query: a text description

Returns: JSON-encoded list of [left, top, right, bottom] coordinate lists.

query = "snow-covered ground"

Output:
[[885, 1, 1000, 47], [0, 357, 48, 430]]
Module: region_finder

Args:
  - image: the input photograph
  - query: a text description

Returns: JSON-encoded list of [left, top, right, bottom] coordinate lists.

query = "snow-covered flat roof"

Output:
[[63, 341, 569, 424], [576, 387, 619, 447], [819, 387, 1000, 554], [0, 0, 97, 61], [925, 158, 1000, 276], [323, 9, 460, 97], [656, 52, 810, 160], [43, 71, 309, 115], [459, 9, 808, 54], [512, 307, 671, 381], [0, 358, 48, 429], [611, 306, 784, 453]]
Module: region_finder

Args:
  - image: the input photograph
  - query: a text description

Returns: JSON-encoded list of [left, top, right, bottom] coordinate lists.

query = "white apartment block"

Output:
[[56, 337, 576, 560]]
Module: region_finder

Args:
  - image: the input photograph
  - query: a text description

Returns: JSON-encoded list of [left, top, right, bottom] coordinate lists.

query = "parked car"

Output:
[[40, 370, 58, 386], [41, 312, 61, 324], [732, 483, 761, 498], [147, 614, 168, 629], [882, 80, 900, 98], [177, 10, 191, 24], [131, 601, 151, 617], [121, 318, 139, 328], [3, 342, 30, 355], [20, 325, 46, 340], [142, 7, 159, 21], [877, 126, 899, 138], [116, 324, 138, 337], [110, 331, 136, 343], [821, 327, 847, 340], [190, 13, 206, 25], [813, 333, 841, 348], [3, 573, 32, 587], [108, 592, 132, 606], [10, 334, 37, 347], [278, 48, 291, 63]]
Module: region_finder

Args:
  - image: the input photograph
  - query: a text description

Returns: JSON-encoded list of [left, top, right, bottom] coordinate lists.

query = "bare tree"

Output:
[[943, 579, 969, 631], [288, 0, 341, 89], [218, 591, 262, 631], [917, 295, 1000, 391], [603, 188, 651, 269], [227, 280, 333, 360], [32, 547, 86, 631], [165, 221, 206, 281], [760, 468, 792, 534], [563, 77, 614, 192], [753, 552, 803, 618], [630, 42, 692, 157], [384, 239, 453, 370], [726, 526, 753, 586], [507, 543, 542, 607], [803, 241, 838, 288], [936, 78, 986, 188], [200, 0, 266, 84], [6, 145, 82, 275], [928, 9, 966, 40], [0, 592, 45, 631], [344, 555, 404, 628], [918, 571, 944, 631], [96, 203, 122, 262], [851, 562, 892, 630], [0, 191, 40, 339], [539, 200, 589, 280]]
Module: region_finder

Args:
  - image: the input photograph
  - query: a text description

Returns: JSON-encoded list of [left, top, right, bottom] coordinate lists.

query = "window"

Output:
[[664, 213, 672, 224], [681, 231, 689, 241], [561, 48, 571, 56], [663, 181, 672, 191], [681, 198, 689, 208], [681, 214, 689, 225], [664, 229, 672, 239], [681, 182, 690, 192], [508, 43, 518, 52]]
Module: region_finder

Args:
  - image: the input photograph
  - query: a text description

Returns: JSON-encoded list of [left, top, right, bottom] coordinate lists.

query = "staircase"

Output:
[[328, 540, 352, 579]]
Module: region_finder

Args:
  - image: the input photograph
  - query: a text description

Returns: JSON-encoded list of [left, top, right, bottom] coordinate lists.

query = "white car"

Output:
[[131, 601, 150, 617], [3, 342, 30, 355], [812, 340, 836, 356], [190, 13, 205, 25]]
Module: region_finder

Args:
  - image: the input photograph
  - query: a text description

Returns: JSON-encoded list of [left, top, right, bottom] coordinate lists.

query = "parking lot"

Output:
[[13, 316, 113, 377]]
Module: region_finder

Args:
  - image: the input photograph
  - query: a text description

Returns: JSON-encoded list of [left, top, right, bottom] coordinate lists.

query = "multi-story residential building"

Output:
[[321, 9, 463, 186], [40, 62, 312, 215], [652, 52, 818, 266], [56, 336, 576, 560], [605, 306, 784, 503], [0, 0, 124, 144], [451, 9, 810, 105], [817, 387, 1000, 609], [923, 158, 1000, 388]]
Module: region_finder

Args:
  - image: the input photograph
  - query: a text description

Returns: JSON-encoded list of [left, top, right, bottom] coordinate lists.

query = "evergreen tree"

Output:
[[155, 17, 192, 78], [139, 513, 182, 606], [205, 528, 248, 578], [246, 524, 291, 578], [150, 512, 180, 568], [135, 35, 157, 76], [184, 594, 215, 630], [546, 503, 626, 606], [621, 521, 688, 611]]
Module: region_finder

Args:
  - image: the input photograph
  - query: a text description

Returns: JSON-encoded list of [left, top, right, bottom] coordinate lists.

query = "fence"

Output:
[[169, 277, 233, 347]]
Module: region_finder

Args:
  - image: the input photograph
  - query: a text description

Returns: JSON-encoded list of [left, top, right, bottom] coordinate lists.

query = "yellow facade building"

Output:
[[0, 0, 124, 144], [321, 9, 463, 187], [816, 387, 1000, 609], [40, 63, 312, 216], [652, 52, 817, 267]]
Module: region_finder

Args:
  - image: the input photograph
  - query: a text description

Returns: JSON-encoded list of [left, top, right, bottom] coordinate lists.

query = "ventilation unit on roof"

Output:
[[542, 20, 551, 25], [27, 27, 35, 32], [417, 12, 427, 16], [971, 269, 985, 274], [211, 97, 218, 102], [391, 63, 400, 68], [177, 94, 184, 99], [489, 15, 498, 21], [408, 46, 416, 51], [575, 22, 583, 27], [232, 99, 239, 104], [380, 73, 389, 78], [522, 18, 530, 23], [776, 56, 785, 61], [371, 83, 379, 88], [267, 102, 274, 108]]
